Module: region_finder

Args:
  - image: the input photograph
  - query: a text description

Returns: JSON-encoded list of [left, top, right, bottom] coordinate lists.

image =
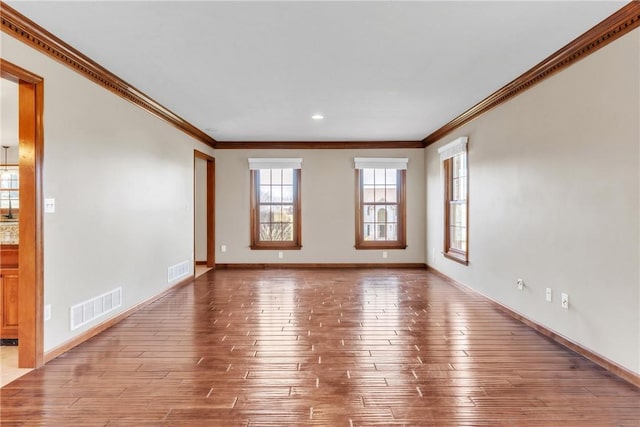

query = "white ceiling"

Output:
[[6, 1, 625, 142]]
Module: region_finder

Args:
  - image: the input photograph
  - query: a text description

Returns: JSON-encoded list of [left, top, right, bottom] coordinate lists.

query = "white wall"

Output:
[[1, 33, 214, 351], [194, 157, 207, 261], [216, 149, 425, 264], [426, 29, 640, 374]]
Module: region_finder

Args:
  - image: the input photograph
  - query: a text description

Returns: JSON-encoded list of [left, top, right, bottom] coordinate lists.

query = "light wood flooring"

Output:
[[1, 269, 638, 425]]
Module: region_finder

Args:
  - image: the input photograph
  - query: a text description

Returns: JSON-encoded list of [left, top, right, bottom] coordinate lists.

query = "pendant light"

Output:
[[1, 146, 11, 181]]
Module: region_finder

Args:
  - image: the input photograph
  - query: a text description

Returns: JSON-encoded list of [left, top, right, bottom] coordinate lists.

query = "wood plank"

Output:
[[1, 269, 638, 425]]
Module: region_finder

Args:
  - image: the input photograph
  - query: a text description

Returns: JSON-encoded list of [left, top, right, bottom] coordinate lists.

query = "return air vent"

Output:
[[168, 260, 191, 283], [70, 287, 122, 331]]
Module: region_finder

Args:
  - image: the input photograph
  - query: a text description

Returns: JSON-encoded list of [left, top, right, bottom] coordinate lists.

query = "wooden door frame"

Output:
[[194, 150, 215, 268], [1, 59, 45, 368]]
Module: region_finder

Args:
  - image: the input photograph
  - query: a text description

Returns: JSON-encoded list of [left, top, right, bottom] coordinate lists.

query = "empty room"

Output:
[[0, 1, 639, 425]]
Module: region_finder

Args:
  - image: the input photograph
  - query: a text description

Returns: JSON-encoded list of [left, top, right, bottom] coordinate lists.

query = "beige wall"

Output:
[[1, 33, 214, 351], [426, 29, 640, 374], [215, 149, 425, 264], [194, 157, 207, 261]]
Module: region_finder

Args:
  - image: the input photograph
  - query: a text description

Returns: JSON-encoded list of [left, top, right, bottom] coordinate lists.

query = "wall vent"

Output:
[[168, 260, 191, 283], [70, 287, 122, 331]]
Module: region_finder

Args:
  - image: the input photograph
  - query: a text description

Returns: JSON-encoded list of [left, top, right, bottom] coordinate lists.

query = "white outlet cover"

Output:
[[382, 251, 388, 259], [44, 198, 55, 213], [278, 251, 284, 259], [545, 288, 552, 302], [561, 293, 569, 309], [221, 244, 227, 253]]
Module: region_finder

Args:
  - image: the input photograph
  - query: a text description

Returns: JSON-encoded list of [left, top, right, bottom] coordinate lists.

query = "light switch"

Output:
[[44, 198, 55, 213]]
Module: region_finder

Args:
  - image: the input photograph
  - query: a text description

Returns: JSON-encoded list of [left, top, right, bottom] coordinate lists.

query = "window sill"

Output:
[[443, 251, 468, 265], [250, 244, 302, 250], [355, 243, 407, 250]]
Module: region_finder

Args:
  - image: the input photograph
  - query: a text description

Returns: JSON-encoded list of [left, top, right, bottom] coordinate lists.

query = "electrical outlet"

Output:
[[517, 278, 525, 291], [561, 293, 569, 309], [382, 251, 388, 259], [220, 244, 227, 253], [545, 288, 552, 302], [44, 304, 51, 321], [278, 251, 284, 259]]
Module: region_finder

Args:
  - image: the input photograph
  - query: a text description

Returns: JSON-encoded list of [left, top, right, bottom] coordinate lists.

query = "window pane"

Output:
[[385, 187, 397, 203], [386, 205, 397, 222], [376, 207, 388, 223], [452, 155, 461, 179], [364, 223, 375, 240], [374, 169, 385, 185], [375, 223, 387, 240], [260, 185, 271, 203], [272, 169, 282, 185], [260, 224, 271, 241], [271, 186, 282, 203], [363, 185, 375, 203], [450, 202, 466, 227], [282, 185, 293, 202], [385, 169, 396, 185], [375, 187, 386, 202], [450, 226, 467, 251], [271, 205, 282, 221], [363, 169, 374, 185], [260, 206, 271, 222], [364, 205, 375, 222], [282, 169, 293, 185], [282, 205, 294, 222], [386, 223, 397, 241], [282, 223, 293, 241], [260, 169, 271, 185]]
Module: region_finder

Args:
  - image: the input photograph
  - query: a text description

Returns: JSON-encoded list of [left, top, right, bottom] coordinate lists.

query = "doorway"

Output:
[[194, 150, 214, 278], [0, 59, 44, 371]]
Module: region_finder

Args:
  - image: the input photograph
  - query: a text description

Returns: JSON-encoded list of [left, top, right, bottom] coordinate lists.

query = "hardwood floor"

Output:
[[1, 269, 638, 426]]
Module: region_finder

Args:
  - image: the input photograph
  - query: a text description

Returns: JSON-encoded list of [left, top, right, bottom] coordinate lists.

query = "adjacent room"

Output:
[[0, 1, 638, 425]]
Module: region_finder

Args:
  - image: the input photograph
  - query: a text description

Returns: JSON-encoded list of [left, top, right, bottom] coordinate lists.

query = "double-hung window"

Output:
[[249, 158, 302, 250], [354, 157, 407, 249], [439, 137, 468, 265]]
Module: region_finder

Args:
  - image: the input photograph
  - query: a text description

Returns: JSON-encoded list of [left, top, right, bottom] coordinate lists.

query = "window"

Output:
[[354, 158, 407, 249], [0, 165, 19, 216], [439, 137, 468, 265], [249, 158, 302, 250]]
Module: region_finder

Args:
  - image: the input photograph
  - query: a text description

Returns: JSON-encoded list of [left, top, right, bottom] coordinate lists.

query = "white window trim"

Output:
[[248, 158, 302, 170], [437, 136, 468, 161], [354, 157, 408, 170]]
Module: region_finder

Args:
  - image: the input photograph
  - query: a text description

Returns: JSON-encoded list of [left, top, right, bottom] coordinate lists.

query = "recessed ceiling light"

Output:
[[311, 114, 324, 120]]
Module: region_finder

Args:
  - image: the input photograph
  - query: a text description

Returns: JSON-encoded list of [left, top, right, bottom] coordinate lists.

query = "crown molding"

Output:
[[422, 1, 640, 147], [215, 141, 424, 150], [0, 2, 216, 148]]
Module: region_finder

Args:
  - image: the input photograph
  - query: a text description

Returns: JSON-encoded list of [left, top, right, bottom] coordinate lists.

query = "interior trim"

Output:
[[1, 58, 45, 369], [422, 2, 640, 146], [427, 266, 640, 389], [0, 2, 216, 148], [215, 141, 425, 150], [216, 263, 427, 269], [43, 275, 194, 364]]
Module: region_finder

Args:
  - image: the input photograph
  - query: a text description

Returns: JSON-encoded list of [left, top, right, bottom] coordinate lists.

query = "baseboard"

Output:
[[426, 266, 640, 389], [43, 275, 195, 364], [195, 261, 207, 265], [215, 263, 427, 269]]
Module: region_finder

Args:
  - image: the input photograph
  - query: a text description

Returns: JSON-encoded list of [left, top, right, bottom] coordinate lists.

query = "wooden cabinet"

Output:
[[1, 268, 19, 339], [1, 244, 19, 339]]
